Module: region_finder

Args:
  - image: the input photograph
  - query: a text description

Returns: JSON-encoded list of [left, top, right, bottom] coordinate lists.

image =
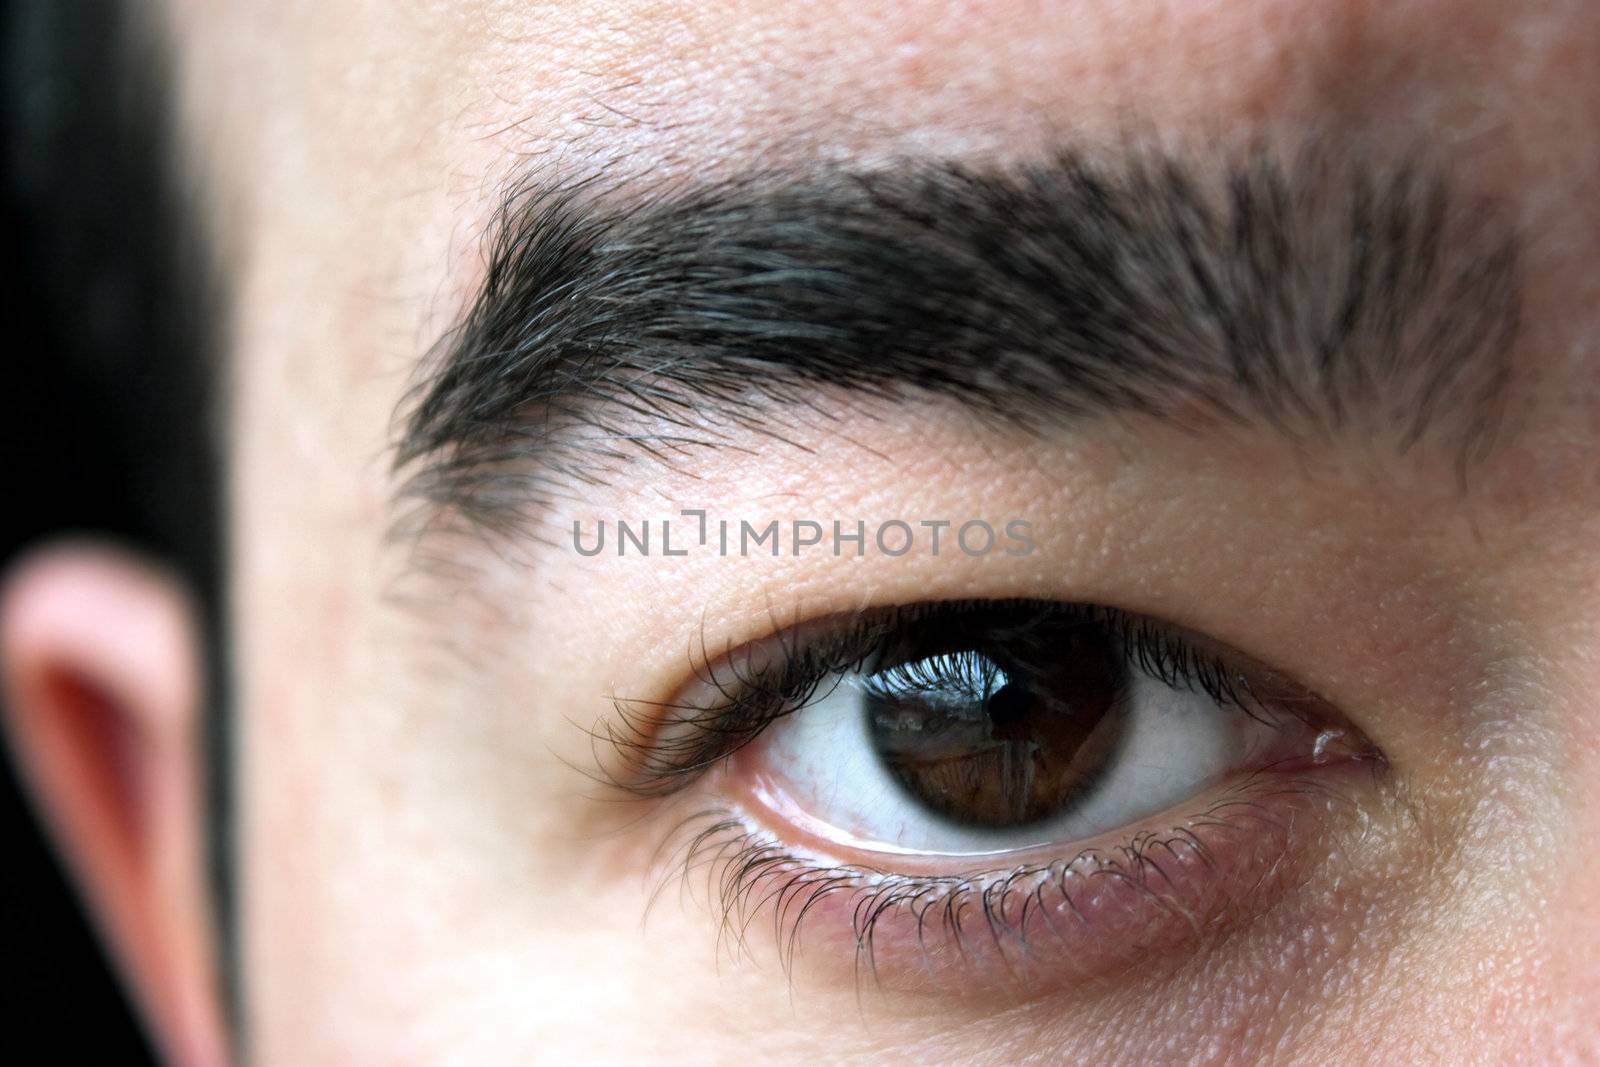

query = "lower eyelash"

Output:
[[645, 770, 1365, 994]]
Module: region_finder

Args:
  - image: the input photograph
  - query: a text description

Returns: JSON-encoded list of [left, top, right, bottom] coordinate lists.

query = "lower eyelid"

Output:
[[648, 761, 1379, 997]]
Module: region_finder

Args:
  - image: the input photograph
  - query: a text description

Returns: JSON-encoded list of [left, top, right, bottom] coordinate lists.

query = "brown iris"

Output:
[[865, 621, 1129, 829]]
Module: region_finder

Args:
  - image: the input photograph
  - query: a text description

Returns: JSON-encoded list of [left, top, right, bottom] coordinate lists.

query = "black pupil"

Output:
[[865, 616, 1129, 830]]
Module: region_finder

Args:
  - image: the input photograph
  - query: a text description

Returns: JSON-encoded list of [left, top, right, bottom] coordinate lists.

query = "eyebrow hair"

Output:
[[394, 142, 1522, 541]]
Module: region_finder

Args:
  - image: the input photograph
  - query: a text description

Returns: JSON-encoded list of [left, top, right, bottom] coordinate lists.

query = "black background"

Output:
[[0, 199, 162, 1063], [2, 1, 204, 1061]]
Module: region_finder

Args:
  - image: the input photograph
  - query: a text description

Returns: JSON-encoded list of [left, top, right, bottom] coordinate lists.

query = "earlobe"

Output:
[[0, 543, 229, 1067]]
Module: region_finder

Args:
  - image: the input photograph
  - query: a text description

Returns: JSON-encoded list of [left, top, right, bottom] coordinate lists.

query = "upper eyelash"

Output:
[[596, 599, 1298, 800], [597, 608, 900, 797]]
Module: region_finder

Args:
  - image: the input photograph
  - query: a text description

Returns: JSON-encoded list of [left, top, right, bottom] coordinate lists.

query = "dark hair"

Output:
[[2, 0, 232, 1051]]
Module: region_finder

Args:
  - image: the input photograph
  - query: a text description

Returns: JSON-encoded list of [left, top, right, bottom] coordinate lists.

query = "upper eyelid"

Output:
[[596, 599, 1319, 799]]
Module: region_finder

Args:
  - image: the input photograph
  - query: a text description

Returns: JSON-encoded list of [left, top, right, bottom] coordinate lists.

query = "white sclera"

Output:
[[758, 667, 1275, 857]]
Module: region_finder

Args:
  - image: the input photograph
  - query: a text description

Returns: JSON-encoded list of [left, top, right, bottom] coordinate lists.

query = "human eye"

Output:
[[601, 598, 1382, 993]]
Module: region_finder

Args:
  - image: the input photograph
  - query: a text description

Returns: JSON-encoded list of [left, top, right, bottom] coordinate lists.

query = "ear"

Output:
[[0, 543, 229, 1067]]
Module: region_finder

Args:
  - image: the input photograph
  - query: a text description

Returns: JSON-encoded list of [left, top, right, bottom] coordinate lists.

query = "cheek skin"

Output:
[[606, 760, 1427, 1066]]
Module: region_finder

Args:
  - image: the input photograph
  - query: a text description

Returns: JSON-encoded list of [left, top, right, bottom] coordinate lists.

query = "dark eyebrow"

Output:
[[393, 143, 1522, 541]]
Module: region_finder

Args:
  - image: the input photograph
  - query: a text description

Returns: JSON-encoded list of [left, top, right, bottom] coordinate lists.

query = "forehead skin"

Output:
[[163, 2, 1600, 1064]]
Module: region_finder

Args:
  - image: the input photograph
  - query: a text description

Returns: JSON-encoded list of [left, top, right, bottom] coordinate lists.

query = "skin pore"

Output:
[[4, 1, 1600, 1064]]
